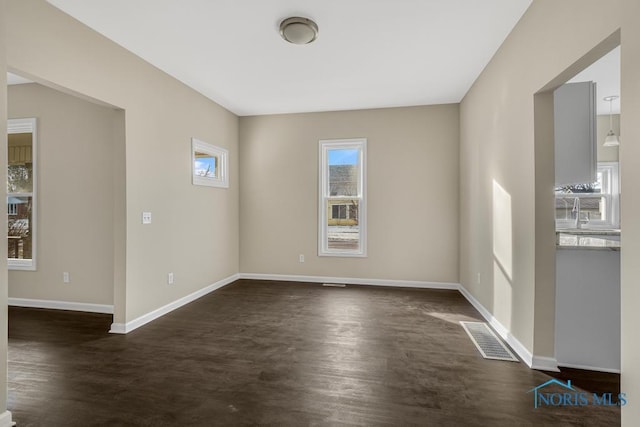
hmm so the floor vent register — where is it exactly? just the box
[460,321,519,362]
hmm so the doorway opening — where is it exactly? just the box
[6,70,125,322]
[533,30,621,374]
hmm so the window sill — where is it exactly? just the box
[8,260,36,271]
[318,252,367,258]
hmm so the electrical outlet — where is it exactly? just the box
[63,272,70,283]
[299,254,305,263]
[167,272,174,285]
[477,273,481,285]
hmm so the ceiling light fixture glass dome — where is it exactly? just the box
[279,17,319,45]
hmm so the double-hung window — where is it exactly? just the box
[7,118,37,270]
[555,162,619,229]
[319,138,367,257]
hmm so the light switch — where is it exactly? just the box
[142,211,152,224]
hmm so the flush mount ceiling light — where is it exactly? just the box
[279,17,318,45]
[603,95,620,147]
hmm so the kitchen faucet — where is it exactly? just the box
[571,197,589,229]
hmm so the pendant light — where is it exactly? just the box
[603,95,620,147]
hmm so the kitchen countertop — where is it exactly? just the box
[556,230,621,251]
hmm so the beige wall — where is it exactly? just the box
[461,0,639,421]
[461,0,619,355]
[2,0,638,423]
[596,114,620,162]
[620,0,640,423]
[7,83,117,305]
[0,0,9,420]
[5,0,240,324]
[240,105,459,283]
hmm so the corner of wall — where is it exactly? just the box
[0,0,13,421]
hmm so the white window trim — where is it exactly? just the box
[318,138,367,257]
[7,117,37,271]
[191,138,229,188]
[598,161,620,229]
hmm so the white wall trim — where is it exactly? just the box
[558,362,621,374]
[8,298,113,314]
[532,356,562,372]
[457,284,560,372]
[0,410,13,427]
[239,273,459,290]
[109,273,240,334]
[318,138,368,257]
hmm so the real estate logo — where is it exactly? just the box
[528,379,627,409]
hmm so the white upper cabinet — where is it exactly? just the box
[554,81,597,186]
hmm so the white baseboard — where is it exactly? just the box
[532,356,561,372]
[457,284,560,372]
[109,273,240,334]
[0,410,13,427]
[8,298,113,314]
[558,362,621,374]
[238,273,460,290]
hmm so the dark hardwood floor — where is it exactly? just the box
[8,280,620,426]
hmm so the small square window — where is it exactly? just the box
[192,138,228,188]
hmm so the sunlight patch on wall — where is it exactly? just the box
[492,180,513,279]
[493,260,513,330]
[492,179,514,330]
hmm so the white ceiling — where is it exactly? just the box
[45,0,532,116]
